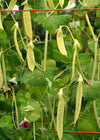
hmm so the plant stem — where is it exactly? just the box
[97,48,100,81]
[47,93,56,129]
[12,87,19,130]
[66,26,75,41]
[44,0,48,17]
[44,30,49,71]
[1,47,8,98]
[67,48,77,88]
[86,14,96,41]
[1,47,7,85]
[91,40,98,82]
[33,122,35,140]
[50,98,56,129]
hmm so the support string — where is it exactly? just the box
[0,8,100,13]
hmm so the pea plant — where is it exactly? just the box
[0,0,100,139]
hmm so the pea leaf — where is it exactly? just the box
[21,69,47,87]
[85,0,99,8]
[34,14,71,32]
[0,115,13,129]
[20,99,41,122]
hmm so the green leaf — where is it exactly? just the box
[21,69,47,87]
[1,128,19,140]
[20,99,41,122]
[5,50,22,69]
[34,14,71,32]
[44,67,58,81]
[0,115,13,129]
[0,29,8,46]
[85,0,99,8]
[76,103,99,138]
[88,39,99,54]
[83,81,100,101]
[77,53,92,69]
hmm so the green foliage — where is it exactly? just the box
[34,14,71,33]
[0,0,100,140]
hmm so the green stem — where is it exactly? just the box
[41,108,43,130]
[97,48,100,81]
[44,0,48,17]
[33,122,35,140]
[48,2,59,17]
[1,47,8,98]
[47,93,56,129]
[86,14,96,41]
[43,30,49,71]
[1,47,7,85]
[12,98,17,130]
[78,0,83,5]
[67,48,77,88]
[66,26,75,41]
[91,41,98,82]
[50,98,56,129]
[12,87,19,130]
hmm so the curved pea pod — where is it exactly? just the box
[57,88,64,140]
[56,26,67,56]
[48,0,57,15]
[59,0,64,8]
[74,74,83,125]
[0,60,3,89]
[14,22,24,62]
[8,0,17,10]
[27,40,35,72]
[68,0,74,7]
[23,1,33,40]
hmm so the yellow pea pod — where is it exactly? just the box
[0,59,3,89]
[56,26,67,56]
[71,48,77,81]
[0,12,3,30]
[59,0,64,8]
[57,88,64,140]
[27,40,35,72]
[74,74,83,125]
[14,22,24,62]
[68,0,74,7]
[8,0,17,10]
[23,1,33,40]
[48,0,57,15]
